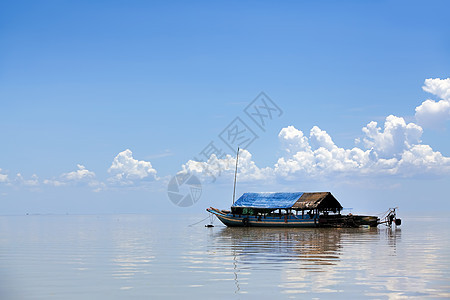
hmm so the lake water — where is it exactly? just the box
[1,213,449,299]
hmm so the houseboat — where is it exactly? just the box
[206,191,399,228]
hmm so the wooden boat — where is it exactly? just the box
[206,148,400,228]
[207,192,385,228]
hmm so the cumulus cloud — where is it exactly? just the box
[361,115,423,158]
[398,145,450,175]
[181,119,450,182]
[4,150,160,190]
[310,126,338,151]
[415,100,450,128]
[62,164,95,181]
[108,149,157,184]
[12,151,158,190]
[274,120,450,179]
[44,164,96,187]
[275,125,396,179]
[422,78,450,100]
[278,125,311,153]
[181,150,272,182]
[415,78,450,128]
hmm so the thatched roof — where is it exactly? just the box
[291,192,343,210]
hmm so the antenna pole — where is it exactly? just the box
[232,147,239,205]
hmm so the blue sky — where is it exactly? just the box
[1,0,449,214]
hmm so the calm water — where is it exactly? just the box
[0,214,449,299]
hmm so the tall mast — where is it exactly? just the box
[232,147,240,205]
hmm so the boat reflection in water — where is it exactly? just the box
[213,227,379,268]
[207,226,401,295]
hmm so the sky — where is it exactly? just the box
[1,0,449,215]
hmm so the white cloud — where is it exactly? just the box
[422,78,450,100]
[415,78,450,128]
[16,173,39,186]
[278,125,311,153]
[43,179,66,187]
[181,153,235,180]
[362,115,423,158]
[309,126,338,151]
[181,150,273,182]
[415,99,450,128]
[181,120,450,182]
[10,151,158,190]
[275,126,376,179]
[62,164,95,181]
[43,164,96,187]
[398,145,450,175]
[0,169,8,183]
[4,150,160,190]
[108,149,157,184]
[274,121,450,179]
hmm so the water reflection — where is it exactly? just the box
[213,227,381,268]
[2,215,449,299]
[385,227,402,254]
[208,227,386,295]
[108,217,155,292]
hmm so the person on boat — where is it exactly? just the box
[388,214,395,226]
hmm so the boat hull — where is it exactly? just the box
[217,213,318,228]
[208,208,319,228]
[207,208,379,228]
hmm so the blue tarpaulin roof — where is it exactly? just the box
[232,192,304,209]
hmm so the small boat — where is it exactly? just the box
[207,192,394,228]
[206,148,401,228]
